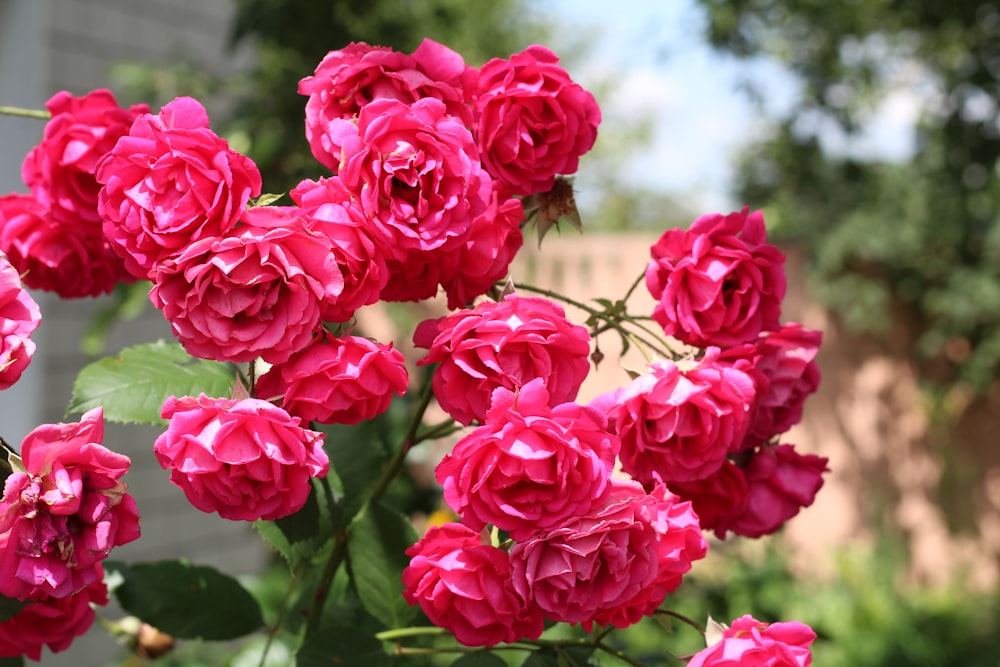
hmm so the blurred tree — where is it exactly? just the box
[693,1,1000,394]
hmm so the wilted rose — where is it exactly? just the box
[0,408,140,601]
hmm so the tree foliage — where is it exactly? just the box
[696,0,1000,392]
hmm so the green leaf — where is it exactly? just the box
[0,596,28,623]
[451,654,509,667]
[255,474,344,567]
[347,501,419,629]
[107,560,263,640]
[296,625,391,667]
[0,656,23,667]
[317,418,389,521]
[251,192,286,207]
[67,341,237,425]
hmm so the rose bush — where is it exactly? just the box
[0,36,824,666]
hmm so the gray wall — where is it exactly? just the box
[1,1,273,664]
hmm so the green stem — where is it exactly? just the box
[0,105,50,119]
[514,282,603,317]
[656,608,706,634]
[303,376,437,639]
[257,565,301,667]
[595,640,647,667]
[622,268,646,304]
[303,527,348,638]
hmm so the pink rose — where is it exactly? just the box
[669,460,749,540]
[613,349,756,485]
[474,45,601,196]
[0,408,140,600]
[402,522,544,647]
[438,186,524,309]
[435,379,618,540]
[0,568,108,660]
[149,205,343,364]
[331,97,492,262]
[725,444,829,538]
[646,207,786,347]
[255,331,408,425]
[0,90,148,298]
[23,90,149,228]
[0,252,41,390]
[687,614,816,667]
[509,480,663,626]
[414,294,591,425]
[299,39,476,171]
[749,324,823,443]
[584,482,708,631]
[290,176,389,322]
[97,96,262,278]
[155,394,328,521]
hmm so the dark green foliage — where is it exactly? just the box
[696,0,1000,392]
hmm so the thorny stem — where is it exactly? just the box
[303,375,438,639]
[0,106,50,119]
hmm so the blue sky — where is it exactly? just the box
[539,0,919,215]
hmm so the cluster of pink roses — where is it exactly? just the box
[0,408,140,660]
[0,34,824,663]
[401,208,825,649]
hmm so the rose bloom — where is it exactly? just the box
[0,569,109,661]
[687,614,816,667]
[0,252,41,390]
[749,324,823,444]
[414,294,591,425]
[290,176,388,322]
[613,349,756,485]
[402,522,544,647]
[725,444,829,538]
[669,459,749,540]
[474,45,601,196]
[299,38,475,171]
[584,481,708,631]
[646,207,786,348]
[328,97,492,263]
[510,480,671,627]
[97,96,262,279]
[154,394,329,522]
[255,331,408,425]
[149,205,343,365]
[23,90,149,228]
[438,185,524,309]
[0,90,148,298]
[436,379,618,541]
[0,407,140,601]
